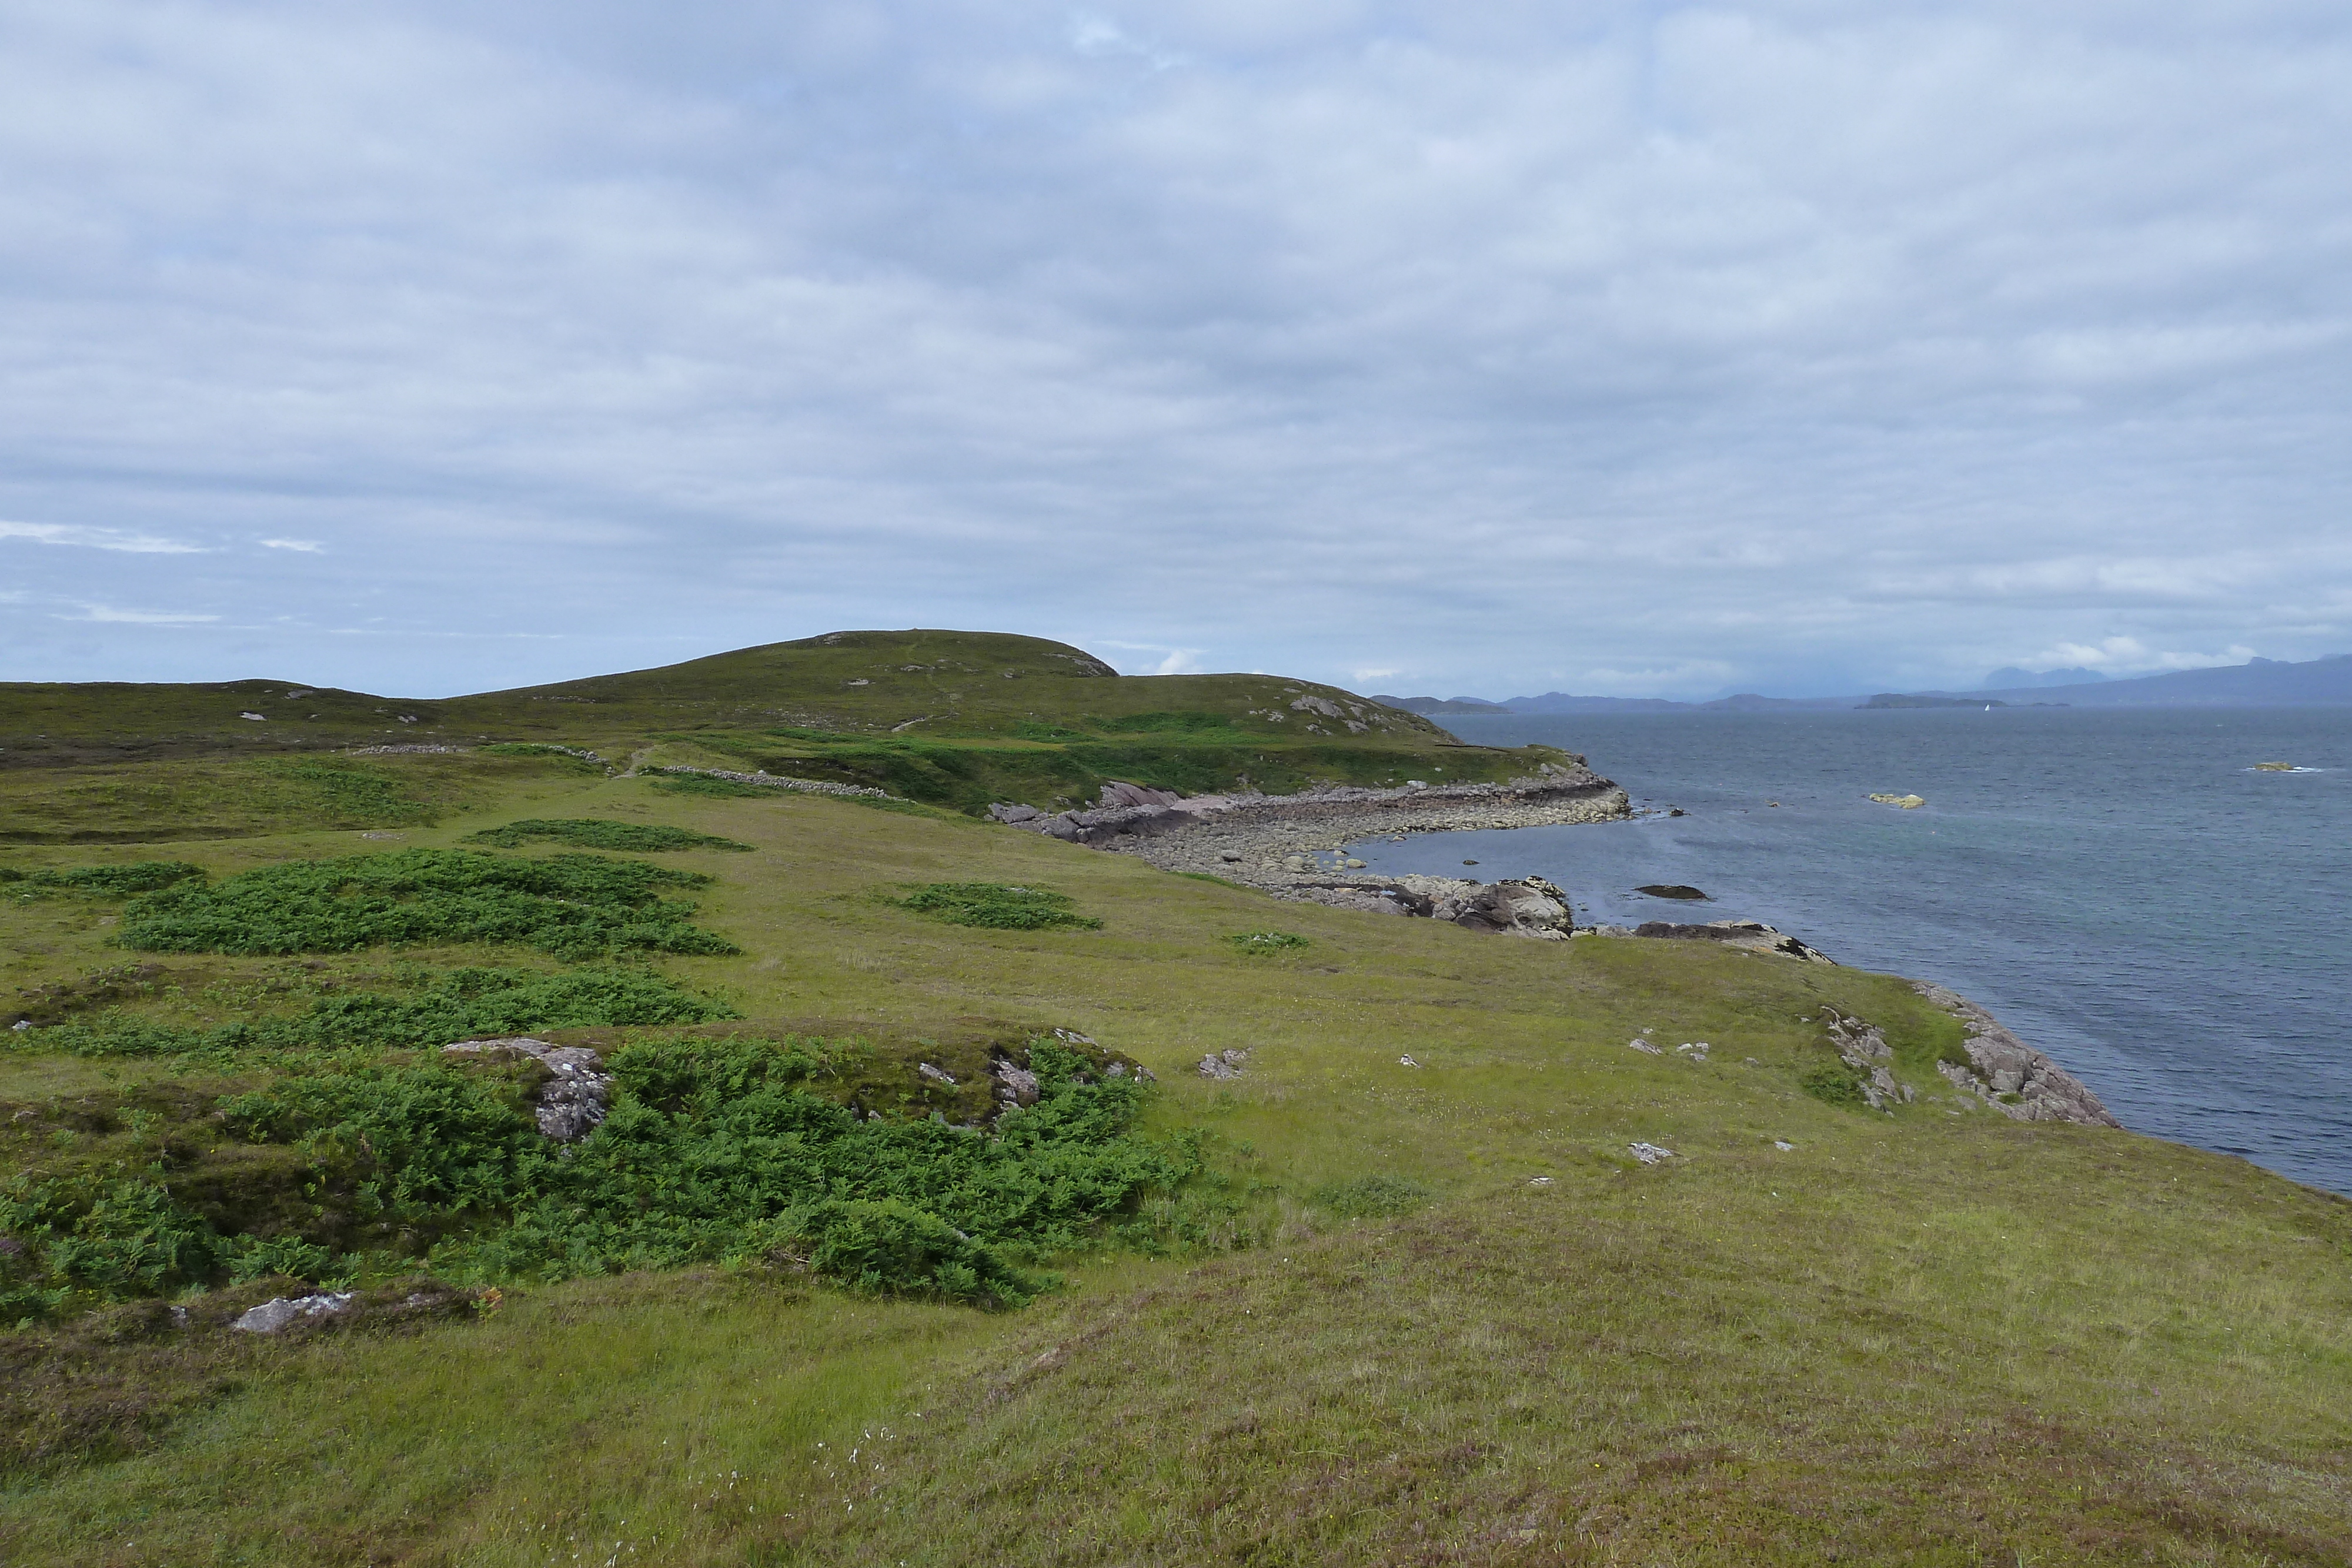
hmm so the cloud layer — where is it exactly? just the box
[3,1,2347,697]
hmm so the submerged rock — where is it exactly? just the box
[1635,884,1710,900]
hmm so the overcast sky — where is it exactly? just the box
[4,1,2347,700]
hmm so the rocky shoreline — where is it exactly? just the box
[989,764,1629,921]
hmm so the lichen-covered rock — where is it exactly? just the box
[991,1055,1041,1108]
[442,1037,613,1141]
[1197,1049,1249,1079]
[232,1292,353,1333]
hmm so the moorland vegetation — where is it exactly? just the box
[0,631,2346,1565]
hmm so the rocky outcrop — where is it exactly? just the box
[1822,1009,1912,1109]
[1197,1049,1249,1079]
[1912,984,2120,1127]
[442,1038,613,1140]
[988,771,1624,939]
[1615,919,1836,964]
[990,767,1628,863]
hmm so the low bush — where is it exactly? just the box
[461,819,751,852]
[894,883,1102,932]
[115,848,739,961]
[1800,1062,1869,1106]
[1227,931,1309,955]
[0,862,205,895]
[0,1039,1193,1316]
[18,967,737,1061]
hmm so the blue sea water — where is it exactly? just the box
[1343,707,2352,1197]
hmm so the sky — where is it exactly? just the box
[3,1,2348,701]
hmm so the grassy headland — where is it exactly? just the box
[0,633,2345,1565]
[0,630,1555,828]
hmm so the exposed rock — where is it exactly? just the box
[1635,884,1710,900]
[442,1038,613,1141]
[1628,1038,1662,1055]
[918,1061,957,1086]
[1630,920,1835,964]
[233,1292,355,1333]
[991,1055,1041,1108]
[1628,1143,1674,1165]
[1821,1009,1909,1110]
[1197,1048,1249,1080]
[1912,984,2119,1127]
[1868,793,1927,808]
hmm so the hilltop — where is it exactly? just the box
[2,630,1577,840]
[0,633,2346,1565]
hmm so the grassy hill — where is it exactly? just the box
[0,644,2346,1564]
[1,630,1566,835]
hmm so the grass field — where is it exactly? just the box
[1,660,2347,1564]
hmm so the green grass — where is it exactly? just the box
[0,676,2346,1564]
[460,818,753,852]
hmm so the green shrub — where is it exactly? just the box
[15,967,737,1062]
[38,1181,223,1295]
[796,1198,1043,1306]
[5,1039,1196,1311]
[894,883,1102,932]
[462,819,751,852]
[1,861,205,896]
[477,744,600,761]
[1227,931,1309,955]
[115,848,739,961]
[1312,1174,1434,1219]
[1800,1063,1868,1107]
[225,1235,345,1286]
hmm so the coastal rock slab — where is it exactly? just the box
[1632,919,1836,964]
[1912,984,2119,1127]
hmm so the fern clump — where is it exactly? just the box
[0,861,205,895]
[462,819,751,852]
[115,849,739,961]
[894,882,1102,931]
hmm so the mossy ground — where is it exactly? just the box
[0,754,2346,1563]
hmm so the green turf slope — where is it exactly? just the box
[1,761,2346,1566]
[1,629,1565,824]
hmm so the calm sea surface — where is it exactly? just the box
[1343,707,2352,1196]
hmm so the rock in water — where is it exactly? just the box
[1635,884,1709,900]
[1867,793,1927,808]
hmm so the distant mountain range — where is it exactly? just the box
[1378,653,2352,714]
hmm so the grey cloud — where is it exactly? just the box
[1,0,2346,697]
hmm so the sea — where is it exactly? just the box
[1342,707,2352,1198]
